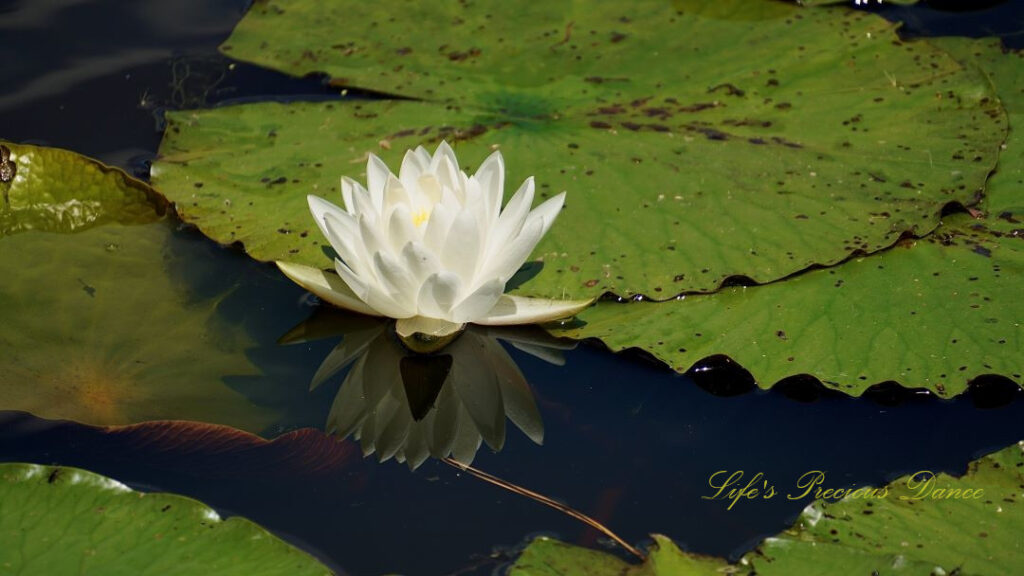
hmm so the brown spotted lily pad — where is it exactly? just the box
[550,37,1023,397]
[151,0,1005,301]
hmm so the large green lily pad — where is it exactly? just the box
[510,440,1024,575]
[0,144,275,432]
[553,213,1021,397]
[152,0,1004,300]
[0,463,331,575]
[0,141,164,237]
[552,38,1024,397]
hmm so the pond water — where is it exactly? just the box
[1,1,1023,575]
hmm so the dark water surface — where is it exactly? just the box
[1,1,1023,575]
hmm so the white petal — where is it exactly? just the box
[479,216,543,284]
[386,204,417,254]
[524,191,566,238]
[414,145,432,165]
[485,177,533,261]
[307,195,347,240]
[422,202,453,254]
[417,173,443,205]
[364,283,416,319]
[341,177,366,215]
[474,150,505,225]
[350,184,379,221]
[400,241,441,285]
[438,180,462,211]
[441,208,481,284]
[357,213,388,261]
[275,261,379,317]
[463,177,490,242]
[372,251,418,311]
[399,148,427,185]
[366,154,391,209]
[450,279,504,324]
[430,141,461,194]
[323,212,370,277]
[475,294,594,326]
[383,174,411,211]
[417,271,462,318]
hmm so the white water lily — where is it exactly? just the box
[277,141,591,345]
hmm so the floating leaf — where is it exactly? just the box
[152,0,1004,299]
[0,143,277,431]
[0,141,164,237]
[796,0,919,6]
[553,38,1024,397]
[510,441,1024,575]
[0,220,282,430]
[554,213,1021,397]
[933,37,1024,227]
[0,463,332,575]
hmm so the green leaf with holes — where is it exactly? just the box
[0,463,332,575]
[152,0,1004,300]
[0,144,276,432]
[510,441,1024,575]
[549,38,1023,397]
[0,141,165,237]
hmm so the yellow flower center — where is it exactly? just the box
[412,208,432,227]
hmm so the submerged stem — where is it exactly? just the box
[441,457,645,560]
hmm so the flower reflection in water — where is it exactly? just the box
[280,310,574,468]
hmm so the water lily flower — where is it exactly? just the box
[277,141,592,349]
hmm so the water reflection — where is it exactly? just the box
[280,310,575,468]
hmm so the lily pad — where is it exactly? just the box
[0,220,283,430]
[0,143,275,431]
[554,213,1021,397]
[797,0,919,6]
[152,0,1004,300]
[552,38,1024,397]
[0,463,331,575]
[0,141,164,237]
[510,441,1024,575]
[933,38,1024,226]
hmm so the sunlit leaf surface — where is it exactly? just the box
[152,0,1004,300]
[0,463,332,575]
[553,38,1023,396]
[511,441,1024,575]
[0,143,276,431]
[0,141,164,237]
[555,213,1021,397]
